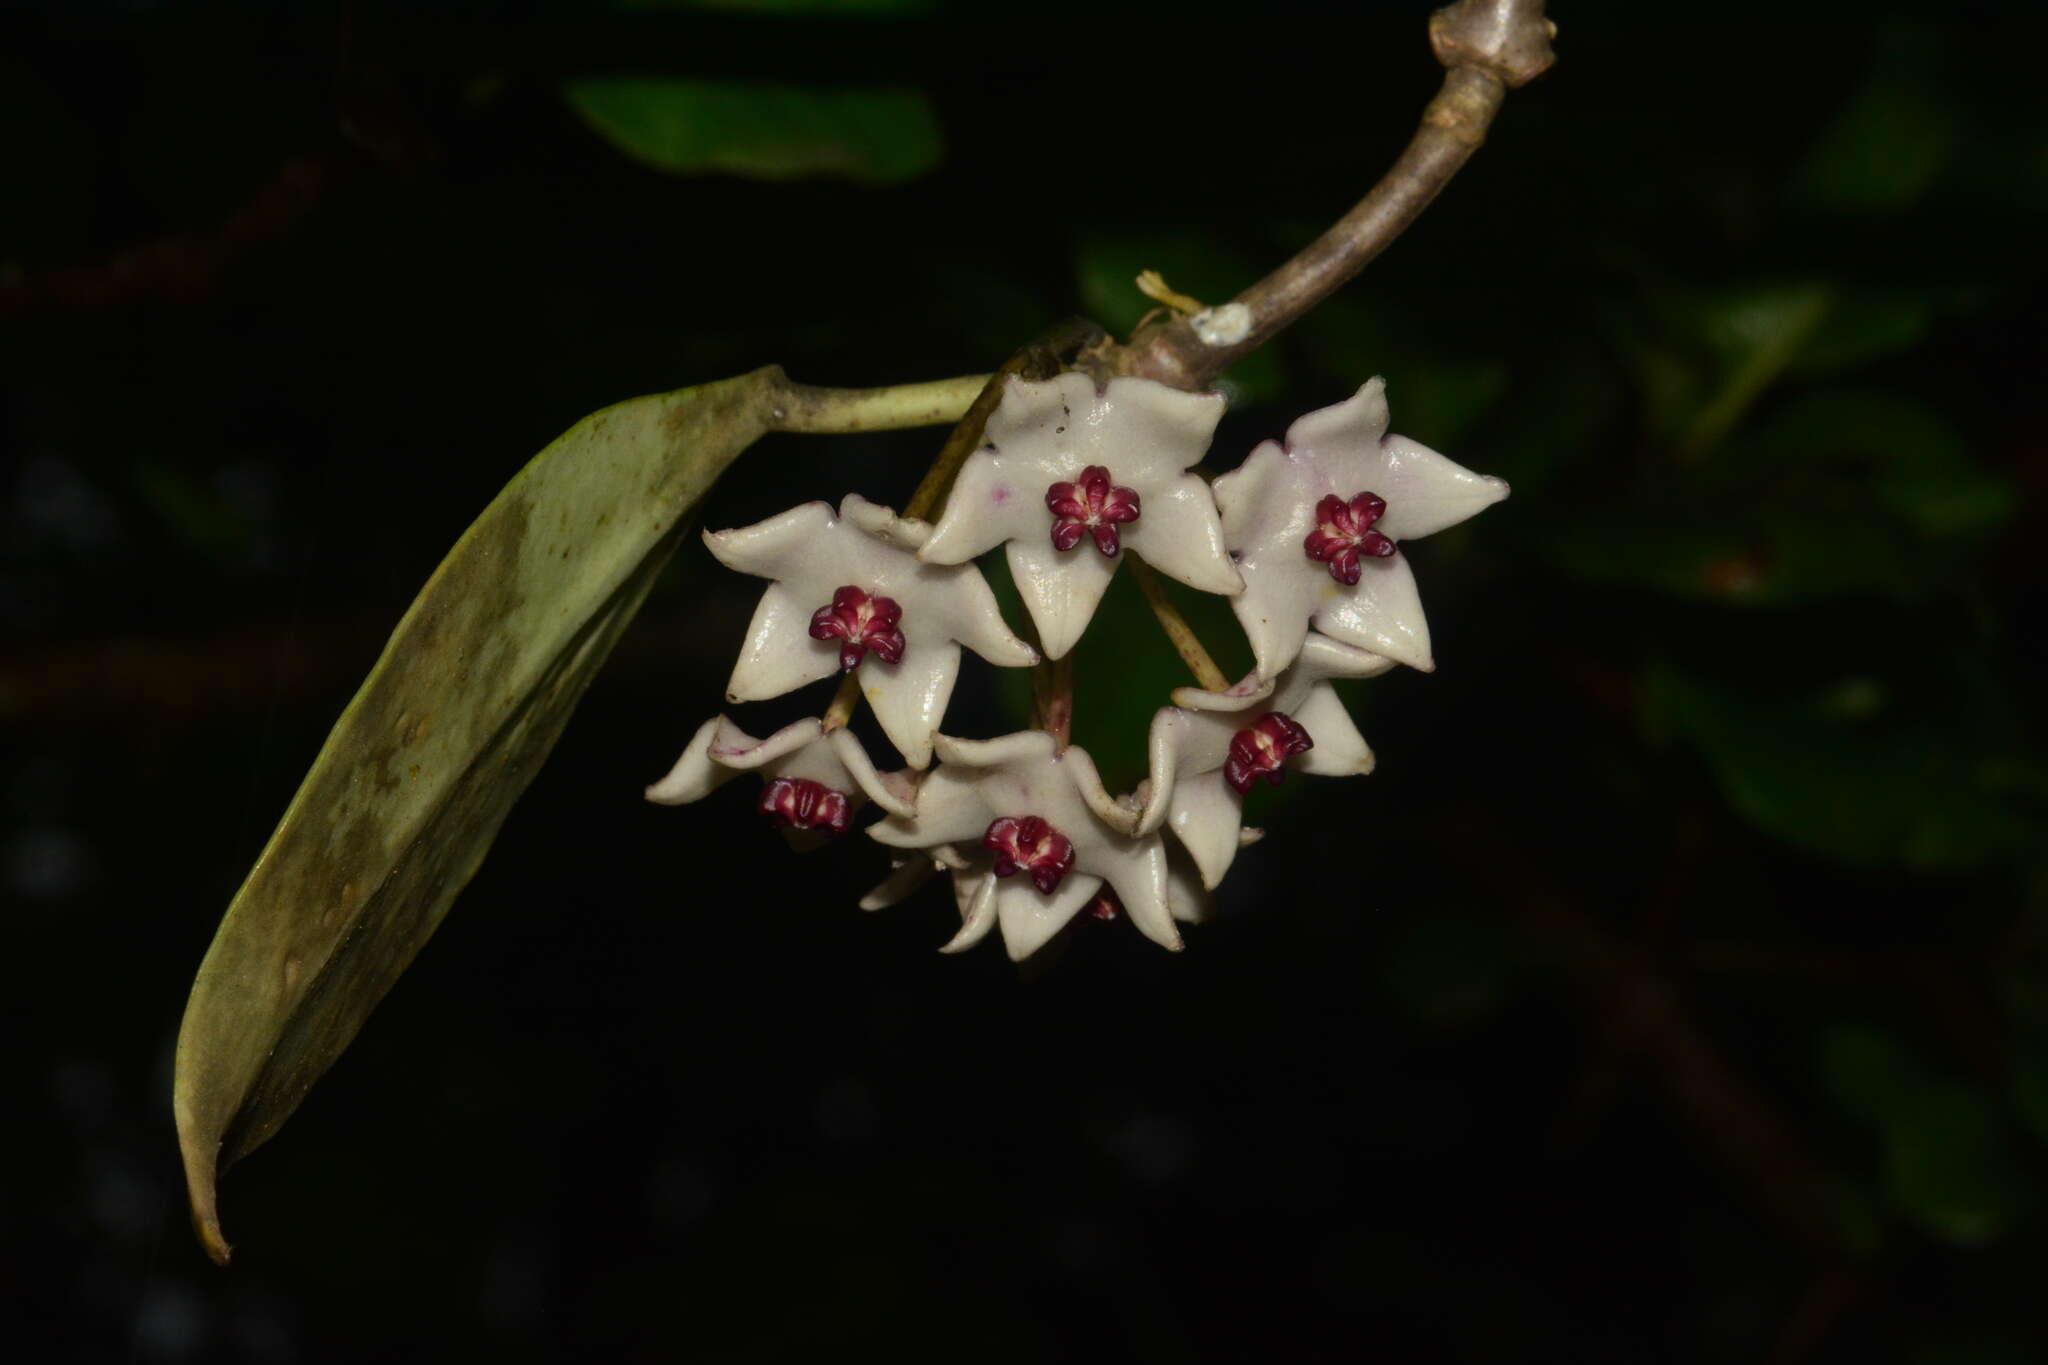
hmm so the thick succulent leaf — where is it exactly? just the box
[173,368,788,1265]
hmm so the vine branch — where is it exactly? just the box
[1104,0,1555,391]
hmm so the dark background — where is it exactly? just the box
[5,0,2045,1360]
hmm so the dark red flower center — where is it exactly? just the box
[1302,491,1396,585]
[758,776,853,835]
[1046,465,1141,557]
[808,585,905,671]
[982,814,1077,895]
[1223,711,1314,796]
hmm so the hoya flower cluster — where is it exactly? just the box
[647,372,1507,960]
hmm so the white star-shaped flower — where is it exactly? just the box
[706,494,1038,768]
[868,730,1187,960]
[645,714,916,848]
[916,373,1244,660]
[1212,378,1508,676]
[1127,633,1393,889]
[860,838,1214,958]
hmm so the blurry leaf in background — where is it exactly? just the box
[1788,23,1959,217]
[1645,663,2035,873]
[1822,1026,2035,1246]
[562,77,943,184]
[0,59,96,263]
[1542,385,2011,607]
[1377,912,1521,1030]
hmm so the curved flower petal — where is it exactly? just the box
[994,871,1105,961]
[940,869,1000,953]
[1371,434,1510,540]
[824,727,919,818]
[643,716,738,806]
[1308,552,1433,672]
[912,441,1045,566]
[1006,534,1118,662]
[1166,844,1213,925]
[1229,554,1318,680]
[1124,474,1244,595]
[1290,684,1376,777]
[860,854,936,911]
[860,639,958,770]
[645,715,883,847]
[703,500,836,578]
[1168,770,1242,891]
[870,761,990,849]
[726,582,843,702]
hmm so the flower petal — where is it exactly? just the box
[940,870,1000,953]
[1007,534,1117,661]
[706,715,825,770]
[825,727,918,818]
[1309,551,1433,672]
[932,729,1057,769]
[1095,376,1226,471]
[1125,473,1243,595]
[859,639,958,769]
[1363,435,1509,542]
[1129,708,1194,836]
[1228,554,1316,679]
[1290,682,1376,777]
[915,434,1047,566]
[1060,744,1141,833]
[994,872,1103,961]
[860,855,936,911]
[838,493,932,553]
[703,500,836,579]
[726,582,841,702]
[1166,845,1213,925]
[869,761,992,849]
[1090,835,1180,951]
[1282,376,1389,455]
[1168,768,1245,890]
[643,716,741,805]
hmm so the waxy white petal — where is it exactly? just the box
[859,639,958,770]
[860,855,936,910]
[645,715,897,848]
[995,873,1106,961]
[1007,534,1119,662]
[1169,770,1243,890]
[725,582,842,702]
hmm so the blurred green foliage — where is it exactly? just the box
[562,78,942,183]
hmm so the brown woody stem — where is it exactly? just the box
[1106,0,1554,392]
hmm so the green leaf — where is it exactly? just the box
[1788,23,1959,216]
[1647,663,2032,872]
[562,77,942,183]
[173,369,790,1265]
[1821,1025,2035,1247]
